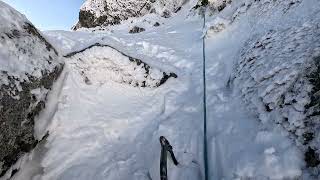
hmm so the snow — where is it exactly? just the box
[3,0,320,179]
[35,16,205,180]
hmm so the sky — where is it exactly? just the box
[2,0,85,30]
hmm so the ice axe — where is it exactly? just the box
[159,136,179,180]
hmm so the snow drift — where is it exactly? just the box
[0,1,64,177]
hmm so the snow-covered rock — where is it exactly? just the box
[73,0,191,30]
[65,43,177,88]
[233,7,320,171]
[0,1,64,177]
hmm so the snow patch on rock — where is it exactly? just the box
[65,44,177,88]
[234,22,320,169]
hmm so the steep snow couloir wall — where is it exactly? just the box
[0,1,64,177]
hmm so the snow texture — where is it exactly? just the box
[205,0,320,177]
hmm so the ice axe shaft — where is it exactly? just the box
[159,136,179,180]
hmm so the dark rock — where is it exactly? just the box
[0,2,64,176]
[129,26,145,34]
[174,7,182,13]
[305,147,320,167]
[161,10,171,18]
[154,22,160,27]
[201,0,209,6]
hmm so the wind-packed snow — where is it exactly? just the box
[4,0,320,179]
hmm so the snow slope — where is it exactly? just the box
[34,17,206,180]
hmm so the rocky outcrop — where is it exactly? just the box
[0,2,64,176]
[65,43,177,88]
[233,24,320,169]
[129,26,146,33]
[73,0,189,30]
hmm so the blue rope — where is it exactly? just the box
[202,10,209,180]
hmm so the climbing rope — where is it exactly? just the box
[202,7,209,180]
[158,6,208,180]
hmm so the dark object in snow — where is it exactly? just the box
[159,136,179,180]
[201,0,209,6]
[161,10,171,18]
[154,22,160,27]
[305,147,320,167]
[129,26,145,34]
[174,7,182,13]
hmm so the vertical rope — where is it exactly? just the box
[202,8,209,180]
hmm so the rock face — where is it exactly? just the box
[0,2,64,176]
[233,24,320,168]
[73,0,189,30]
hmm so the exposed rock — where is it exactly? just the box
[0,2,64,176]
[73,0,190,30]
[233,24,320,169]
[129,26,146,34]
[305,147,320,168]
[65,43,177,88]
[161,10,171,18]
[154,22,160,27]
